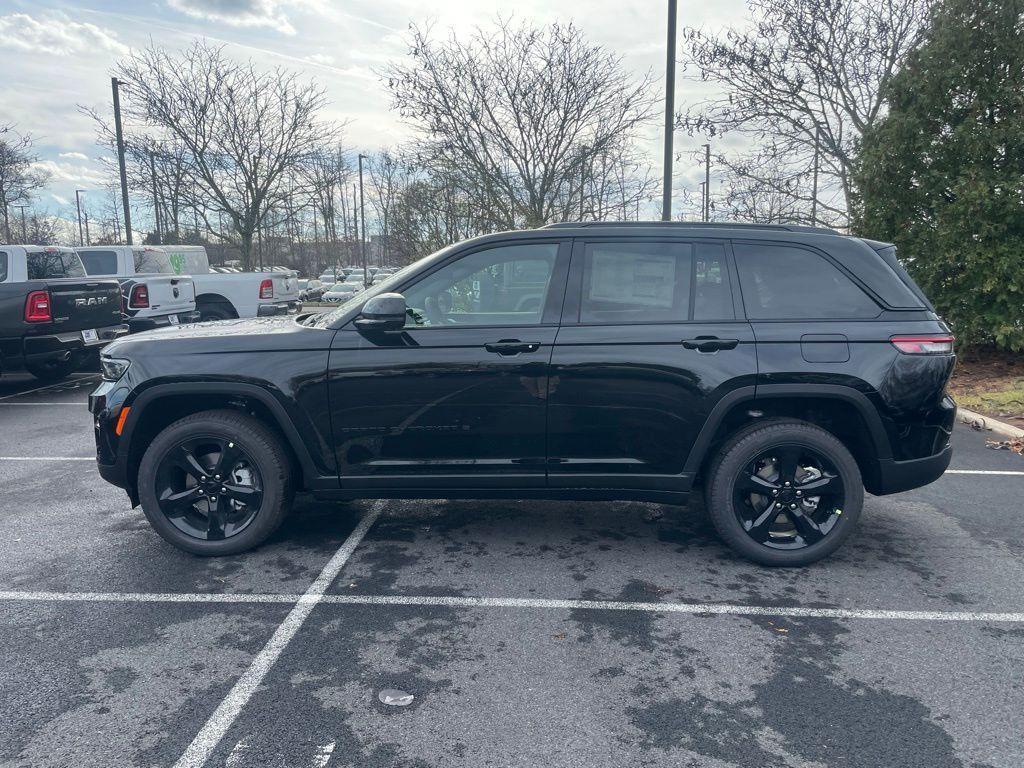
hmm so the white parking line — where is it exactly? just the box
[0,457,93,462]
[946,469,1024,476]
[171,500,385,768]
[0,374,100,401]
[0,402,87,406]
[3,588,1023,624]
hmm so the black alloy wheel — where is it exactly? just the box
[138,409,293,556]
[154,436,264,541]
[733,445,845,549]
[705,420,863,566]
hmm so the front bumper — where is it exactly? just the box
[127,310,201,333]
[257,301,300,317]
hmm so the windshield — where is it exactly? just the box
[308,244,458,328]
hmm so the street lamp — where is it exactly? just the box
[111,77,133,245]
[357,153,368,286]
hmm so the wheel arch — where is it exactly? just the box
[120,382,327,500]
[685,384,891,492]
[195,293,238,316]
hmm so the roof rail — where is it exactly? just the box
[540,221,839,235]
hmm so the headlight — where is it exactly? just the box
[100,357,131,382]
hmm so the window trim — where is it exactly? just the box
[731,238,883,322]
[353,238,572,332]
[562,236,739,327]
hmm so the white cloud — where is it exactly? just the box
[0,12,127,57]
[305,52,335,66]
[166,0,299,35]
[31,160,107,188]
[51,194,69,207]
[59,151,90,161]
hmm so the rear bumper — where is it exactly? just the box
[257,301,300,317]
[871,443,953,495]
[22,323,128,365]
[127,311,201,333]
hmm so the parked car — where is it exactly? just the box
[89,222,955,564]
[321,282,360,303]
[77,246,200,332]
[1,245,126,380]
[159,246,300,320]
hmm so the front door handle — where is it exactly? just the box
[682,336,739,353]
[485,339,541,356]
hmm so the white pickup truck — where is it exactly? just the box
[159,246,300,321]
[77,246,200,332]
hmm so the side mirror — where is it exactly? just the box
[354,292,406,332]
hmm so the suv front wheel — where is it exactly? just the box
[138,409,293,555]
[705,420,864,566]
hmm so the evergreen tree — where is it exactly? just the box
[855,0,1024,348]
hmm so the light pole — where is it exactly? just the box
[357,154,368,286]
[703,143,711,222]
[149,150,161,245]
[75,190,86,246]
[662,0,678,221]
[112,78,132,245]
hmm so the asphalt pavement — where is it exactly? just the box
[1,369,1023,768]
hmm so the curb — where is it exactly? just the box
[957,406,1024,440]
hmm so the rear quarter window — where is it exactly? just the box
[734,243,880,320]
[26,251,86,280]
[0,251,7,282]
[133,249,176,274]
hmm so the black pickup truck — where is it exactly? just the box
[1,245,127,381]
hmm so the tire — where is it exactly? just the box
[704,419,863,566]
[137,409,293,556]
[198,302,236,322]
[25,354,79,382]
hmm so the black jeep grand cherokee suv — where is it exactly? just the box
[89,222,955,566]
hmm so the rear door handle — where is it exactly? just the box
[682,336,739,353]
[485,339,541,356]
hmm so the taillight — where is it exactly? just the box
[24,291,52,323]
[259,279,274,299]
[890,334,955,354]
[129,284,149,309]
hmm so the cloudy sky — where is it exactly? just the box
[0,0,751,226]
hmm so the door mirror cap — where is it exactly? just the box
[354,292,406,332]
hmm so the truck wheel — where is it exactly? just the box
[137,409,294,556]
[25,355,79,382]
[704,420,863,566]
[199,303,235,322]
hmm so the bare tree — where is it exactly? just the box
[679,0,932,223]
[106,41,336,268]
[385,19,657,229]
[0,126,49,244]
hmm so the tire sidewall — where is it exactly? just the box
[138,412,290,556]
[707,423,864,566]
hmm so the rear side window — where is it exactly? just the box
[579,240,734,323]
[26,251,86,279]
[0,251,7,282]
[133,249,175,274]
[734,243,879,320]
[79,250,118,275]
[581,241,691,323]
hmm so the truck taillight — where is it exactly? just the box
[24,291,52,323]
[129,284,149,309]
[890,334,955,354]
[259,279,274,299]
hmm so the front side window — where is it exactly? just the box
[79,250,118,275]
[735,243,879,320]
[26,250,86,279]
[404,243,559,327]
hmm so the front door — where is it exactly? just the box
[328,239,570,490]
[547,237,757,493]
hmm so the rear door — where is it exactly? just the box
[547,237,757,493]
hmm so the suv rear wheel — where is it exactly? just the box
[138,409,293,555]
[705,420,863,566]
